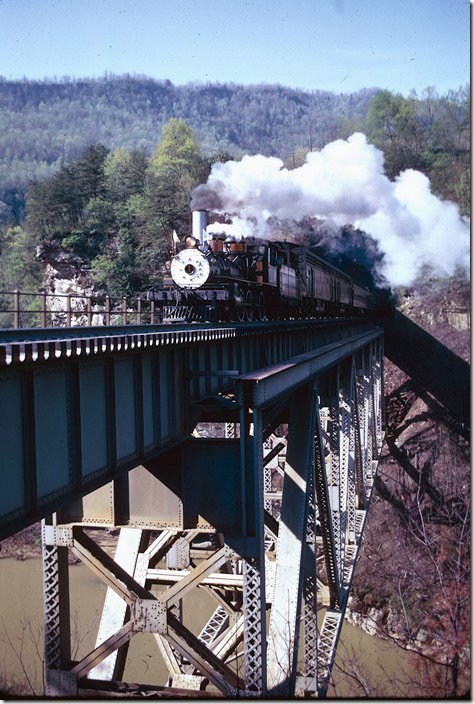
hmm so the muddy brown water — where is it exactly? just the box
[0,557,407,697]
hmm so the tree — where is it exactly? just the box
[148,118,204,181]
[138,119,209,286]
[365,90,423,177]
[91,195,147,296]
[0,226,43,290]
[75,144,109,201]
[27,144,109,250]
[283,147,312,170]
[104,147,147,202]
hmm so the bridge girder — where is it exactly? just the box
[0,319,381,539]
[37,329,384,698]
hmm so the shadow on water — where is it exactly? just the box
[383,311,470,438]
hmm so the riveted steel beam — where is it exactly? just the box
[236,327,382,408]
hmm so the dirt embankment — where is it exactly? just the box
[0,523,42,561]
[350,274,470,696]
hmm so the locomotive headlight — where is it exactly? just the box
[185,235,198,248]
[171,249,210,289]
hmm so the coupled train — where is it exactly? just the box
[147,211,383,322]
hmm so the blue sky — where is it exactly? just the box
[0,0,469,95]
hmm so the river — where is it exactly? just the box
[0,557,407,697]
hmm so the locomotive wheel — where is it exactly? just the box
[235,288,246,322]
[257,291,266,321]
[245,290,254,321]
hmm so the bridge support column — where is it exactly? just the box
[267,383,317,696]
[41,516,74,697]
[303,455,318,695]
[240,396,267,695]
[315,341,384,697]
[89,527,144,681]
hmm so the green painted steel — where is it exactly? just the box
[0,318,383,540]
[114,357,137,461]
[80,364,108,478]
[142,353,154,449]
[182,439,241,532]
[158,351,170,440]
[210,346,218,394]
[34,369,71,499]
[0,378,25,515]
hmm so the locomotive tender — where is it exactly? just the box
[147,211,379,322]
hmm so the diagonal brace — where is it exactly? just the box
[71,527,154,605]
[159,545,232,607]
[166,613,242,694]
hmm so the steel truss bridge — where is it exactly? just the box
[0,317,384,698]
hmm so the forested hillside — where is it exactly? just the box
[0,75,378,223]
[0,75,469,226]
[0,76,469,299]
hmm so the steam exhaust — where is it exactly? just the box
[190,134,470,287]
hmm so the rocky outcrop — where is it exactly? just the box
[42,261,105,326]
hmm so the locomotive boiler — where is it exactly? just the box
[147,211,380,322]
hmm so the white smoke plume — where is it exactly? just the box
[191,133,470,287]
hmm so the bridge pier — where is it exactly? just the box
[38,332,383,698]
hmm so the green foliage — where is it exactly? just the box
[0,76,469,227]
[366,90,424,176]
[284,147,312,169]
[138,119,210,287]
[146,119,208,233]
[91,194,149,295]
[0,76,380,224]
[453,169,470,218]
[25,120,207,297]
[0,225,44,326]
[0,225,43,290]
[366,87,470,210]
[27,144,110,246]
[149,119,203,178]
[91,230,142,298]
[104,147,147,201]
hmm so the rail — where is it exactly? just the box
[0,289,158,328]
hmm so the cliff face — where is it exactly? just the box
[394,274,469,360]
[41,257,105,325]
[351,274,470,697]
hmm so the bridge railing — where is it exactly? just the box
[0,289,159,328]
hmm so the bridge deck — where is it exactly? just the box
[0,318,382,539]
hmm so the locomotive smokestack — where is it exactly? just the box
[192,211,207,246]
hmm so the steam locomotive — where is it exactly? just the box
[147,211,382,322]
